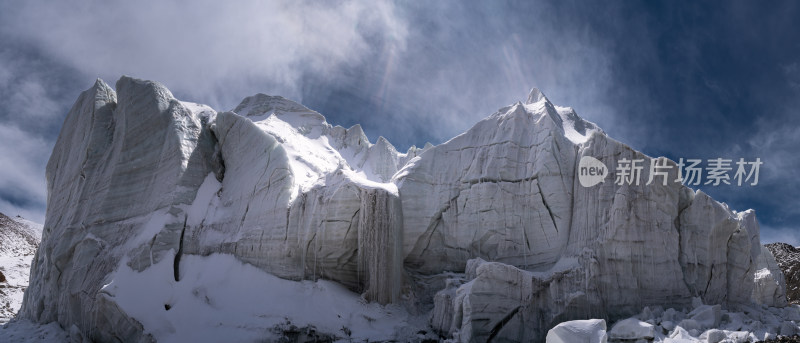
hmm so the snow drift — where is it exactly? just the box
[20,76,786,342]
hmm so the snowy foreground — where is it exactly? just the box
[100,253,432,342]
[6,252,798,342]
[0,320,69,343]
[2,253,434,342]
[0,214,69,342]
[0,254,34,322]
[4,275,800,342]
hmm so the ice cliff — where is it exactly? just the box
[20,77,786,342]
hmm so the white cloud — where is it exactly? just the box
[0,125,49,222]
[9,77,62,120]
[0,199,46,224]
[0,1,629,148]
[1,0,408,108]
[0,45,72,222]
[0,49,64,123]
[341,1,630,149]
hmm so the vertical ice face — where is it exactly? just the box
[41,79,116,237]
[677,192,758,306]
[357,188,403,304]
[22,78,775,341]
[566,134,694,315]
[752,245,788,307]
[22,76,218,342]
[397,96,579,274]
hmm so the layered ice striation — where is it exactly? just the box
[20,77,786,342]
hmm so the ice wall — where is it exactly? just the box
[21,78,781,342]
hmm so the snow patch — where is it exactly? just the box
[101,253,425,343]
[185,173,223,227]
[554,105,601,144]
[179,101,215,118]
[0,319,69,343]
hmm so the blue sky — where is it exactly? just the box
[1,1,798,244]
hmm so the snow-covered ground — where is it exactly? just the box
[101,253,433,342]
[0,319,69,343]
[2,250,435,343]
[0,214,41,324]
[0,254,35,323]
[0,214,69,342]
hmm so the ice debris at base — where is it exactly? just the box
[17,76,795,341]
[546,319,608,343]
[607,318,656,340]
[548,297,800,342]
[434,257,793,342]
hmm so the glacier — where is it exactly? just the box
[18,76,790,342]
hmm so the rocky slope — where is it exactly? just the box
[767,243,800,304]
[18,76,787,342]
[0,213,41,324]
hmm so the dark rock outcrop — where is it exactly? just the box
[766,243,800,304]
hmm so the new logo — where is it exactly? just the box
[578,156,608,187]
